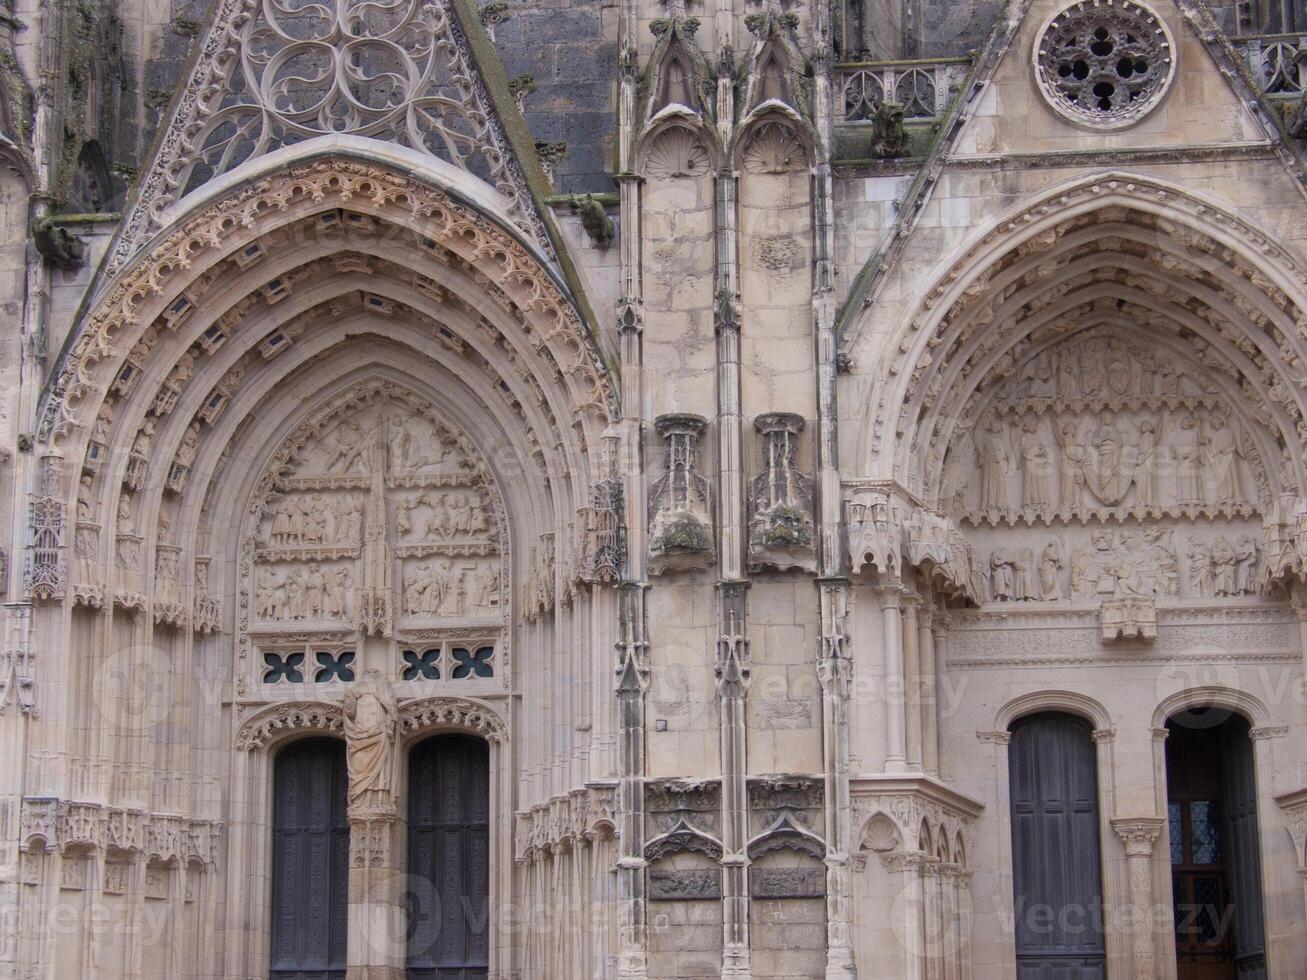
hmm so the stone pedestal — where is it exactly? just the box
[347,809,404,980]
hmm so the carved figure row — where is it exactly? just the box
[968,408,1246,518]
[983,528,1262,602]
[404,561,501,617]
[263,494,363,548]
[317,416,457,477]
[1001,337,1205,402]
[395,490,490,540]
[256,564,353,620]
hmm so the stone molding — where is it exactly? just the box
[19,797,221,866]
[398,694,508,743]
[235,699,345,750]
[514,783,618,861]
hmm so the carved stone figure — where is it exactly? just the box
[1039,539,1063,600]
[870,101,908,158]
[1210,536,1238,596]
[256,567,282,619]
[1085,411,1132,505]
[989,548,1037,601]
[77,475,95,522]
[342,669,397,815]
[1013,416,1052,512]
[1204,413,1241,506]
[974,416,1009,512]
[326,418,369,473]
[471,563,501,609]
[1189,538,1214,597]
[1132,418,1161,509]
[1072,528,1118,598]
[1054,417,1089,511]
[1173,414,1205,507]
[325,565,350,617]
[117,493,134,534]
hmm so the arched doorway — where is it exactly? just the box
[1008,712,1106,978]
[1166,709,1267,980]
[270,738,349,979]
[406,734,490,979]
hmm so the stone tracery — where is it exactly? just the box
[111,0,552,267]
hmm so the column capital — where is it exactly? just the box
[1111,816,1165,856]
[875,579,904,606]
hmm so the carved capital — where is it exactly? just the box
[1111,816,1165,857]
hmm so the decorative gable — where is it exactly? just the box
[109,0,550,270]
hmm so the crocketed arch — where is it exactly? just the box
[36,146,617,610]
[853,173,1307,508]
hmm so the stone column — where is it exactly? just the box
[918,604,939,776]
[818,579,856,979]
[878,582,907,772]
[1111,817,1164,980]
[347,811,403,980]
[615,583,650,979]
[716,581,751,977]
[882,850,926,980]
[902,592,922,771]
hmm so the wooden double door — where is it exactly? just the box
[269,735,490,980]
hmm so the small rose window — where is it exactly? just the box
[1035,0,1175,129]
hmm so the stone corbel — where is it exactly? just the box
[1275,788,1307,876]
[845,483,903,577]
[1099,596,1158,642]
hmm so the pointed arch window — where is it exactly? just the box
[1008,712,1106,977]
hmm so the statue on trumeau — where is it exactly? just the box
[343,669,398,815]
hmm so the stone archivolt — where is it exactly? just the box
[41,157,613,454]
[37,158,613,652]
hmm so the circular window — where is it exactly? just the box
[1034,0,1175,129]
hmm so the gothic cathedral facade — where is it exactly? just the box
[3,0,1307,976]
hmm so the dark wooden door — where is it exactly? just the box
[1220,719,1266,980]
[407,735,490,980]
[1009,713,1107,979]
[1168,716,1266,980]
[270,738,349,980]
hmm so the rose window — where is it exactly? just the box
[1035,0,1175,129]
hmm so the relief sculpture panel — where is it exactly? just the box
[239,382,508,691]
[939,330,1277,641]
[946,331,1264,525]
